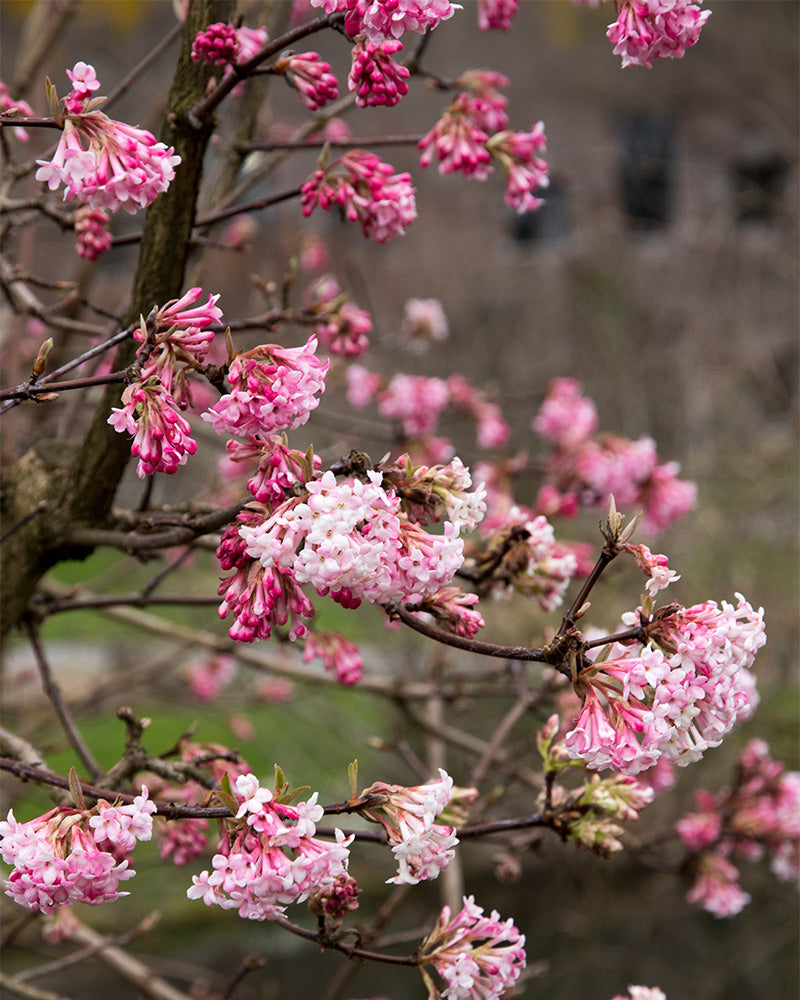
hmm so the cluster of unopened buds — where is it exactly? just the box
[538,714,656,856]
[108,287,222,476]
[0,788,156,913]
[419,75,550,214]
[605,0,711,69]
[676,738,800,917]
[301,149,417,243]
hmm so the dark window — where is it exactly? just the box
[618,112,674,226]
[733,156,790,224]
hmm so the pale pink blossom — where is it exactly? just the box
[677,739,800,913]
[612,988,667,1000]
[36,64,180,215]
[304,274,373,358]
[401,298,449,351]
[203,336,328,439]
[303,631,363,684]
[566,594,766,774]
[533,378,697,533]
[378,374,449,436]
[478,508,578,611]
[348,39,410,107]
[0,788,154,914]
[532,377,598,449]
[686,849,750,917]
[405,586,485,638]
[346,363,384,408]
[239,469,468,607]
[187,775,354,921]
[185,653,237,700]
[419,895,526,1000]
[217,512,316,643]
[361,769,457,884]
[625,543,680,597]
[225,435,320,504]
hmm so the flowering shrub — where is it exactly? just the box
[0,3,794,999]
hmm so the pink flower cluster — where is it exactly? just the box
[203,336,328,439]
[74,206,112,260]
[0,789,156,914]
[458,69,510,132]
[310,0,458,43]
[135,286,222,408]
[478,0,519,32]
[191,21,240,65]
[108,288,223,476]
[348,39,410,107]
[303,630,363,684]
[564,594,766,775]
[378,373,450,436]
[607,0,711,69]
[533,378,697,533]
[304,274,373,358]
[185,652,237,700]
[625,543,681,598]
[36,64,180,215]
[419,895,526,1000]
[224,434,321,504]
[487,122,549,213]
[676,739,800,917]
[0,80,35,141]
[217,510,315,643]
[108,380,197,478]
[191,22,268,72]
[361,769,458,884]
[419,93,493,179]
[536,723,655,855]
[187,773,355,921]
[419,90,549,212]
[275,52,339,110]
[474,508,578,612]
[406,586,486,639]
[347,365,509,455]
[148,741,251,868]
[301,149,417,242]
[612,988,666,1000]
[400,297,449,351]
[238,469,467,607]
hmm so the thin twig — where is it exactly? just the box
[104,23,183,111]
[270,914,419,966]
[24,619,103,781]
[385,600,551,665]
[0,973,71,1000]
